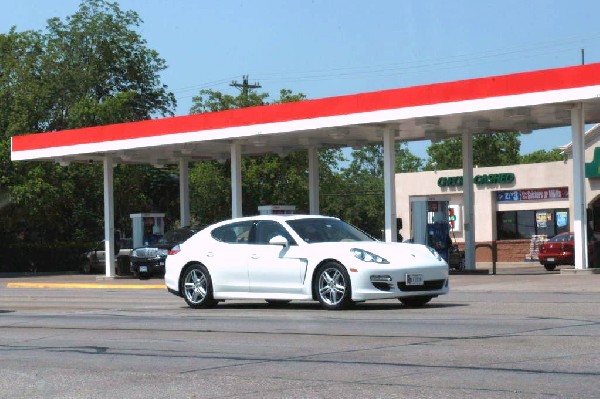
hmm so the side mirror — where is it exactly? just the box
[269,235,289,247]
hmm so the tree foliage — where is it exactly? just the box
[425,132,521,170]
[188,87,348,225]
[0,0,177,245]
[187,84,425,237]
[43,0,176,129]
[520,148,564,164]
[319,142,421,237]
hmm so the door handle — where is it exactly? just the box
[206,252,214,257]
[250,254,259,259]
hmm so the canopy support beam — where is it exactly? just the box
[103,156,116,277]
[383,128,397,242]
[231,142,243,218]
[308,146,320,215]
[179,158,190,227]
[572,103,588,269]
[462,131,476,271]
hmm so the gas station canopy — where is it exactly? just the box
[11,63,600,165]
[10,62,600,275]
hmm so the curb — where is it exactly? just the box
[6,282,166,290]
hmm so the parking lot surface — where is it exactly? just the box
[1,263,600,398]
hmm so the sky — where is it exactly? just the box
[3,0,600,160]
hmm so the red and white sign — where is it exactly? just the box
[520,187,569,201]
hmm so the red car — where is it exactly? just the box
[538,232,594,271]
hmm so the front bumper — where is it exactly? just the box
[130,258,166,276]
[350,263,449,301]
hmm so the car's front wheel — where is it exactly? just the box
[182,264,218,309]
[315,262,353,310]
[81,260,92,274]
[399,296,433,307]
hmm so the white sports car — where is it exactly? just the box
[165,215,449,310]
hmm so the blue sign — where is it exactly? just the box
[496,191,521,202]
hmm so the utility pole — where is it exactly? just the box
[230,75,261,106]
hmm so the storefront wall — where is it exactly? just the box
[396,160,575,262]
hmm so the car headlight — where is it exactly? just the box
[351,248,389,264]
[157,249,169,257]
[427,246,443,262]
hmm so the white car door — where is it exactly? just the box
[247,221,307,295]
[205,222,253,294]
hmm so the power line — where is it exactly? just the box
[229,75,262,106]
[230,75,261,96]
[172,32,600,106]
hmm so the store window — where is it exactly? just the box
[496,209,569,240]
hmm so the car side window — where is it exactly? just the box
[211,222,253,244]
[254,221,296,245]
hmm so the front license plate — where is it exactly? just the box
[406,273,424,286]
[139,266,148,273]
[547,258,555,262]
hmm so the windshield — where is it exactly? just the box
[159,228,195,244]
[549,234,574,243]
[286,218,374,243]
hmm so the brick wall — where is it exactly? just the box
[455,240,533,262]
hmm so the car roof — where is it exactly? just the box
[214,214,337,225]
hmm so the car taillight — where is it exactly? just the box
[168,244,181,255]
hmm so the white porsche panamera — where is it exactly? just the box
[164,215,449,310]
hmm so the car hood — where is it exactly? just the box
[306,241,445,265]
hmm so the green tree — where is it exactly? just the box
[43,0,176,129]
[396,142,424,172]
[0,0,177,245]
[520,148,564,164]
[188,87,343,224]
[425,132,521,170]
[345,143,423,176]
[319,142,421,238]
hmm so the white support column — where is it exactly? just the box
[383,128,397,242]
[462,131,476,271]
[230,141,243,218]
[572,103,588,269]
[103,156,116,277]
[179,158,191,227]
[308,146,320,215]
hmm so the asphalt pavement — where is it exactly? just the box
[2,262,600,292]
[3,262,600,398]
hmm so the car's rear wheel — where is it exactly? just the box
[543,263,557,271]
[182,264,218,309]
[399,296,433,307]
[315,262,353,310]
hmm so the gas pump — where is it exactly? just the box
[258,205,296,215]
[410,197,452,263]
[130,213,165,248]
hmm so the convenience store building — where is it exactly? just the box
[396,123,600,262]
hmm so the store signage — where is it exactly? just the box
[448,204,461,232]
[585,147,600,178]
[496,187,568,202]
[437,173,515,187]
